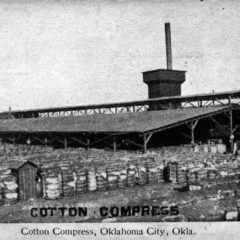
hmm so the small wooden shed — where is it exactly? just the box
[13,161,41,200]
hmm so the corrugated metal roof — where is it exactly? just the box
[0,106,230,134]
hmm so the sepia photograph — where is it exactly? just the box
[0,0,239,239]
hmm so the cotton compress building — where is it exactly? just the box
[0,23,239,153]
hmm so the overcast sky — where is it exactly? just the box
[0,0,239,111]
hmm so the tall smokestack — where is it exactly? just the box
[165,23,172,70]
[143,23,186,107]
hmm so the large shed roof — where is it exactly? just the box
[0,106,231,134]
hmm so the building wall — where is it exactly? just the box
[148,82,181,98]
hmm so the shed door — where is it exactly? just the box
[19,164,38,200]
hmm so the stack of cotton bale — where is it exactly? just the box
[217,162,239,177]
[209,144,218,154]
[176,161,187,183]
[2,174,18,205]
[43,166,61,199]
[236,158,240,175]
[107,165,119,190]
[196,168,208,181]
[0,145,5,156]
[0,165,18,204]
[167,162,178,184]
[0,165,11,179]
[127,164,137,187]
[0,187,4,206]
[136,163,148,185]
[117,165,128,188]
[188,170,197,183]
[218,164,230,178]
[96,166,108,191]
[207,169,218,179]
[157,162,164,183]
[226,162,239,176]
[237,156,240,166]
[190,160,207,181]
[1,142,240,201]
[147,161,164,184]
[61,165,77,196]
[87,168,97,192]
[75,168,87,194]
[194,142,227,155]
[189,183,202,191]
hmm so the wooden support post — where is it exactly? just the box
[143,134,147,154]
[191,127,195,144]
[64,138,68,149]
[113,139,117,153]
[142,133,153,153]
[229,109,234,153]
[187,120,198,144]
[44,137,48,147]
[146,133,153,144]
[228,96,232,105]
[86,138,90,150]
[191,123,195,144]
